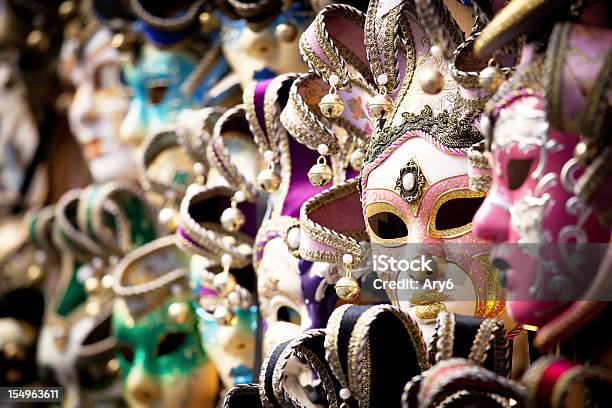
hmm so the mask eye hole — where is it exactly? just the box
[156,331,188,357]
[434,196,485,232]
[276,306,301,326]
[507,158,533,190]
[94,63,122,90]
[367,211,408,240]
[148,85,168,105]
[117,343,135,363]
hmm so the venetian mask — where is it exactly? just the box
[0,61,40,215]
[189,255,258,388]
[61,27,136,182]
[472,31,612,328]
[112,236,219,408]
[286,1,508,340]
[119,44,205,147]
[241,75,342,353]
[220,0,313,87]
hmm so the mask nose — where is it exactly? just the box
[126,366,160,405]
[472,198,510,243]
[119,103,147,147]
[247,36,278,61]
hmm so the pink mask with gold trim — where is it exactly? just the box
[473,22,612,328]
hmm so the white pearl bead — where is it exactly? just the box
[342,253,353,265]
[339,388,351,400]
[431,44,443,58]
[402,172,416,191]
[287,227,300,250]
[221,254,233,269]
[317,144,329,155]
[329,74,340,87]
[377,74,388,86]
[234,190,246,203]
[263,150,275,162]
[193,162,205,175]
[91,257,104,269]
[228,291,240,305]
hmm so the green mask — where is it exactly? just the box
[112,236,219,408]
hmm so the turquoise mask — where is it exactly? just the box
[189,255,258,389]
[119,45,202,146]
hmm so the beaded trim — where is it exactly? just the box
[402,357,525,408]
[177,185,254,268]
[222,384,260,408]
[52,189,106,262]
[523,356,612,408]
[139,128,193,196]
[112,235,188,298]
[280,73,340,154]
[347,305,429,402]
[299,4,374,90]
[77,181,158,256]
[208,105,259,201]
[129,0,204,31]
[299,179,368,266]
[226,0,280,19]
[324,304,352,391]
[271,329,340,408]
[176,107,225,164]
[414,0,465,60]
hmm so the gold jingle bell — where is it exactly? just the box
[319,74,344,119]
[319,93,344,119]
[275,22,298,43]
[168,302,190,324]
[368,74,394,119]
[478,64,504,92]
[220,191,246,232]
[257,167,281,192]
[335,254,360,301]
[368,93,394,119]
[308,144,333,187]
[335,276,360,301]
[308,161,333,187]
[213,272,237,294]
[158,207,179,231]
[257,152,280,192]
[419,67,445,95]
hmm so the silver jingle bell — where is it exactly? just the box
[349,147,365,171]
[478,66,504,92]
[368,93,394,119]
[307,162,333,187]
[318,93,345,119]
[257,168,281,192]
[220,206,245,232]
[418,67,445,95]
[335,276,360,301]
